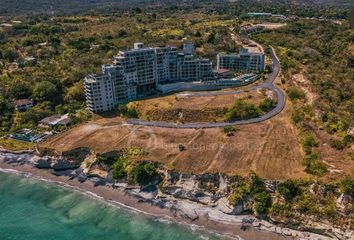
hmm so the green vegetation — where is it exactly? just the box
[225,99,260,121]
[277,179,302,202]
[223,125,237,136]
[178,144,186,152]
[0,137,35,151]
[229,174,272,215]
[250,174,272,214]
[302,133,319,155]
[119,104,139,118]
[300,132,328,176]
[131,162,158,185]
[286,86,305,101]
[270,179,352,224]
[95,148,158,185]
[0,10,241,135]
[258,98,276,112]
[254,20,353,137]
[225,98,276,122]
[112,156,129,179]
[229,180,249,205]
[341,175,354,198]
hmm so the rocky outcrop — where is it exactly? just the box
[34,157,52,169]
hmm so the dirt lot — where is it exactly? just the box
[40,101,308,180]
[128,89,274,123]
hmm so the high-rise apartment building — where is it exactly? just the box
[84,43,214,112]
[217,48,265,73]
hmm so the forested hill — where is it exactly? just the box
[0,0,352,16]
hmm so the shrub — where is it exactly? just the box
[119,104,139,118]
[341,175,354,197]
[302,134,319,154]
[343,135,354,147]
[277,180,302,202]
[112,156,129,180]
[297,193,320,215]
[97,154,118,166]
[270,203,294,218]
[286,86,305,101]
[249,174,272,214]
[329,139,344,150]
[258,98,275,112]
[223,126,237,136]
[254,192,272,214]
[178,144,186,151]
[304,153,327,176]
[132,162,158,185]
[225,99,260,121]
[291,108,305,124]
[229,181,249,205]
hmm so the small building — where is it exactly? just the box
[13,99,33,111]
[214,68,232,79]
[239,24,265,34]
[39,114,70,127]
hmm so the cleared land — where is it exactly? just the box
[40,101,306,180]
[128,89,274,123]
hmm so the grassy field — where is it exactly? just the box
[128,89,274,123]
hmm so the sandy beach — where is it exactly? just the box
[0,158,288,240]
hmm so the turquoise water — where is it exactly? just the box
[0,172,220,240]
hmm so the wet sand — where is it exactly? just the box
[0,160,287,240]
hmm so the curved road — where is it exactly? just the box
[126,46,285,129]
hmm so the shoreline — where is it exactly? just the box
[0,157,286,240]
[1,150,350,240]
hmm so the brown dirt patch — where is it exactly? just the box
[129,89,273,123]
[40,102,307,180]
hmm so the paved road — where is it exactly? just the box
[126,46,285,129]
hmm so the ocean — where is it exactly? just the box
[0,172,221,240]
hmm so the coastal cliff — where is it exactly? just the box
[1,148,353,240]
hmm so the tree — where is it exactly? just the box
[112,156,128,180]
[10,82,32,99]
[132,162,158,185]
[2,48,18,62]
[250,174,272,214]
[254,192,272,214]
[277,180,302,202]
[65,82,85,102]
[225,99,260,121]
[286,86,305,101]
[33,81,61,104]
[259,98,275,112]
[0,96,14,132]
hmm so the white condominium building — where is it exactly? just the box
[84,42,214,113]
[217,48,265,73]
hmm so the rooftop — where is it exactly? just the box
[13,99,33,106]
[40,114,70,126]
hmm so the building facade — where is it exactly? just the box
[217,48,265,73]
[85,43,214,112]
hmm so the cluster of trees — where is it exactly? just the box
[253,20,353,137]
[0,12,245,135]
[96,149,159,186]
[224,98,276,121]
[228,173,273,215]
[271,176,354,224]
